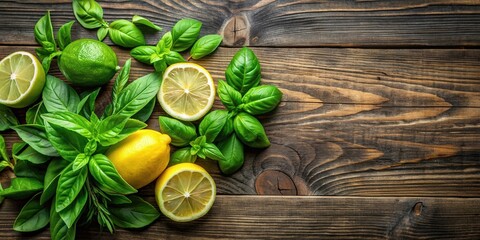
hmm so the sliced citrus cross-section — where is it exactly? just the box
[158,62,215,121]
[155,163,216,222]
[0,51,45,108]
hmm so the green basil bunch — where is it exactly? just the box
[34,11,73,72]
[0,59,162,239]
[72,0,161,48]
[158,110,228,166]
[216,47,282,174]
[131,18,223,73]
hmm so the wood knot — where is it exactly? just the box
[413,202,424,216]
[255,170,297,195]
[222,15,250,46]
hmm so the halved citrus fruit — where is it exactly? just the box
[158,63,215,121]
[0,51,45,108]
[155,163,216,222]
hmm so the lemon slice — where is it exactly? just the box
[0,51,45,108]
[158,63,215,121]
[155,163,216,222]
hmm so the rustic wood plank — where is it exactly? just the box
[1,0,480,47]
[1,46,479,197]
[0,196,479,239]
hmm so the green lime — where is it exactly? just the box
[58,39,118,87]
[0,51,46,108]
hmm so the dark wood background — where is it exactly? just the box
[1,0,480,239]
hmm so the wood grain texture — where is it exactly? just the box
[1,46,479,197]
[0,196,479,239]
[1,0,480,47]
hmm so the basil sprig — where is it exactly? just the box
[72,0,159,48]
[3,61,161,239]
[158,110,228,166]
[130,18,222,73]
[34,11,70,72]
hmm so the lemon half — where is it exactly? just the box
[0,51,45,108]
[155,163,216,222]
[158,63,215,121]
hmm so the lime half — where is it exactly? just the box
[0,51,45,108]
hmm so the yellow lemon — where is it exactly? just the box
[155,163,216,222]
[106,129,171,189]
[158,63,216,121]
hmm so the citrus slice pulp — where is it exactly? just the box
[155,163,216,222]
[0,51,45,108]
[158,63,215,121]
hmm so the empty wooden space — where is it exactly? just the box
[1,0,479,239]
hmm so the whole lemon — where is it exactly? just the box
[58,38,118,87]
[106,129,171,189]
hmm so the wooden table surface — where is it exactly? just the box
[1,0,480,239]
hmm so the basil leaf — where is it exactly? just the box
[97,26,109,41]
[165,51,185,65]
[13,159,46,181]
[131,97,156,122]
[106,118,147,145]
[132,15,162,31]
[190,34,222,59]
[109,19,146,48]
[96,115,129,146]
[0,177,43,199]
[158,116,197,147]
[130,46,157,64]
[50,202,76,240]
[12,141,27,156]
[109,195,160,228]
[57,21,75,50]
[233,112,270,148]
[44,122,87,162]
[199,110,228,143]
[34,11,56,53]
[113,72,161,118]
[77,88,100,119]
[55,162,87,212]
[217,133,244,175]
[0,135,8,162]
[169,147,196,166]
[153,59,167,73]
[14,146,50,164]
[0,104,19,131]
[11,124,59,157]
[159,31,173,50]
[217,80,242,111]
[13,193,50,232]
[42,51,62,73]
[35,47,51,62]
[42,75,80,113]
[58,186,87,228]
[112,59,131,105]
[225,47,261,95]
[0,184,3,204]
[72,0,105,29]
[171,18,202,52]
[108,194,132,205]
[201,142,224,161]
[0,161,9,173]
[89,154,137,195]
[216,115,234,141]
[72,153,90,172]
[42,112,93,139]
[26,101,47,125]
[41,158,70,205]
[242,85,282,115]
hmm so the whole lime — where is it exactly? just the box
[58,39,118,87]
